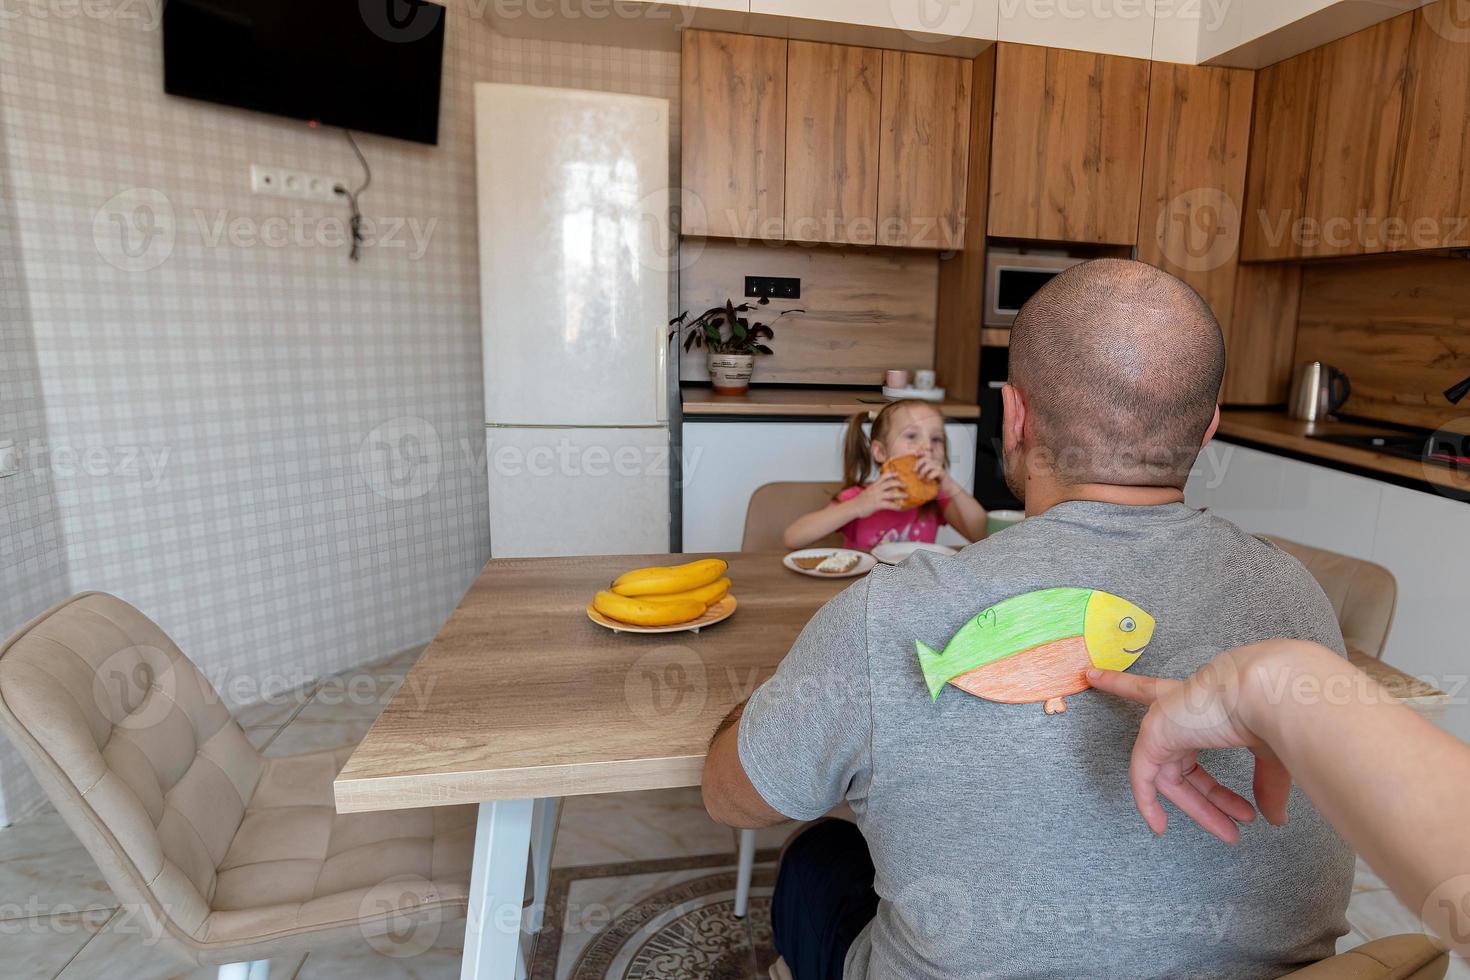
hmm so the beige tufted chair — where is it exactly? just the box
[1265,537,1398,660]
[0,593,475,978]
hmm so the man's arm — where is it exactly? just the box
[702,701,788,828]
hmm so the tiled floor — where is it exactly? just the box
[1,650,1464,979]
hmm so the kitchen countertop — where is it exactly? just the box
[681,384,982,419]
[1217,409,1470,495]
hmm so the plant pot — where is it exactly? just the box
[707,353,755,395]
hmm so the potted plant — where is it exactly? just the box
[669,298,803,395]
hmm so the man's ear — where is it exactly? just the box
[1001,384,1026,454]
[1201,405,1220,446]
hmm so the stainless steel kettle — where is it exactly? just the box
[1288,362,1351,421]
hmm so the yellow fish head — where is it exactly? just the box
[1082,592,1156,672]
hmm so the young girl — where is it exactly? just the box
[783,399,989,551]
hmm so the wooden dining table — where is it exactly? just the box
[332,551,850,980]
[332,549,1450,980]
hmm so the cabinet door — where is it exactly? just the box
[1301,11,1414,258]
[987,44,1149,245]
[1136,62,1254,327]
[1238,48,1322,260]
[784,40,882,246]
[680,30,787,240]
[876,49,972,249]
[1390,1,1470,251]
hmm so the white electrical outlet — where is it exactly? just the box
[250,164,347,203]
[0,442,18,480]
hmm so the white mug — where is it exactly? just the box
[914,369,936,391]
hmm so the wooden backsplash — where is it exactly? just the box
[1295,256,1470,429]
[677,239,938,385]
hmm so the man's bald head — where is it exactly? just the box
[1007,258,1224,488]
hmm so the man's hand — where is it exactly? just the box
[701,701,789,829]
[1087,648,1293,844]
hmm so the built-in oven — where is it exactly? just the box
[984,248,1088,327]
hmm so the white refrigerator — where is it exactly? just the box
[475,83,672,558]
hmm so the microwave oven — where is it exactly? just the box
[984,250,1088,327]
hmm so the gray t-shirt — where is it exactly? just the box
[739,501,1353,979]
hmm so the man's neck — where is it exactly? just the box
[1023,479,1185,517]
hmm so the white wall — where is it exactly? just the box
[0,2,678,822]
[0,97,74,826]
[1186,442,1470,742]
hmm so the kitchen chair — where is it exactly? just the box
[1265,536,1397,660]
[0,593,478,978]
[730,482,847,917]
[741,481,846,553]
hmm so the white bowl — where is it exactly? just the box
[871,541,958,565]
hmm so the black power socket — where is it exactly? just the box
[744,275,801,300]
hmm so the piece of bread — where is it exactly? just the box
[816,552,861,574]
[880,454,939,510]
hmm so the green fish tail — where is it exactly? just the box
[915,640,947,701]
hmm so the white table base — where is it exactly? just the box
[461,797,561,980]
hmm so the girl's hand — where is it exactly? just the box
[852,472,908,517]
[914,455,961,496]
[1087,647,1293,844]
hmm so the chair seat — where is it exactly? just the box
[200,745,475,953]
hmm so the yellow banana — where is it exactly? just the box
[593,590,705,627]
[611,558,728,597]
[644,577,730,608]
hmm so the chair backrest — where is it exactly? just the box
[1265,536,1398,660]
[0,593,266,949]
[742,481,846,551]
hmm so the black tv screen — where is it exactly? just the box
[163,0,446,145]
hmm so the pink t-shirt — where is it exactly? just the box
[833,484,950,552]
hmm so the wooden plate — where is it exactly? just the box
[586,595,738,634]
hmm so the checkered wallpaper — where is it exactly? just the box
[0,1,679,823]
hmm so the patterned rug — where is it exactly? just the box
[529,850,782,980]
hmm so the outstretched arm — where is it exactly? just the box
[1090,639,1470,953]
[782,474,905,549]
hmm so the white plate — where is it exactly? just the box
[882,385,946,402]
[871,541,958,564]
[782,548,877,578]
[586,595,737,634]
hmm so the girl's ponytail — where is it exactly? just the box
[842,411,872,489]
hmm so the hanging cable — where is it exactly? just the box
[334,129,372,261]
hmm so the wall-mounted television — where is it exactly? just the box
[163,0,446,145]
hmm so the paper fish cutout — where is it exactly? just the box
[916,587,1155,714]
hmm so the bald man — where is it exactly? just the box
[702,260,1353,979]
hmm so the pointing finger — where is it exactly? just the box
[1087,668,1170,706]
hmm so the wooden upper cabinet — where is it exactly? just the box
[1238,49,1322,261]
[987,44,1150,245]
[1135,62,1254,328]
[784,40,882,246]
[876,49,973,249]
[680,30,787,240]
[1301,11,1414,258]
[1391,0,1470,250]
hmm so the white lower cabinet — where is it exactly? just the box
[680,419,978,552]
[1186,442,1470,742]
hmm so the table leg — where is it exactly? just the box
[526,798,561,934]
[461,799,534,980]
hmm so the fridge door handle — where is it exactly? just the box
[656,329,668,423]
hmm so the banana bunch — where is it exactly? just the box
[593,558,731,627]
